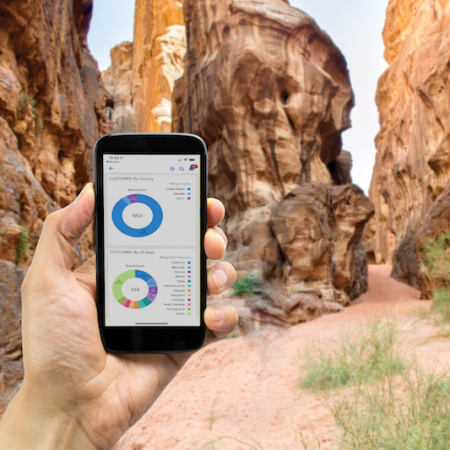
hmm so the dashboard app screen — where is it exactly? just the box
[103,154,201,327]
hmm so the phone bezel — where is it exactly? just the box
[94,133,208,353]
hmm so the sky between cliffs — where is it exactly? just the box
[88,0,389,194]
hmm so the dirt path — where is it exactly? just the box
[114,265,450,449]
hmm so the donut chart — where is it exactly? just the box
[112,194,163,237]
[113,270,158,309]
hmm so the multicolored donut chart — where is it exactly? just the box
[113,270,158,309]
[112,194,163,237]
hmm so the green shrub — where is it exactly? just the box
[299,319,406,392]
[423,231,450,320]
[15,225,30,264]
[432,287,450,321]
[423,231,450,280]
[230,273,260,298]
[28,96,36,109]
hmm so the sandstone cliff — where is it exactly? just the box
[174,0,374,324]
[0,0,108,415]
[366,0,450,292]
[103,0,186,133]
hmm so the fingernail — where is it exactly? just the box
[74,184,90,203]
[211,307,224,323]
[216,232,227,250]
[212,267,228,289]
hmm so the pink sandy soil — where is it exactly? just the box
[113,265,450,449]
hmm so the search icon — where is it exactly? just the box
[179,166,184,171]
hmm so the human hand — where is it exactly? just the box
[0,183,238,450]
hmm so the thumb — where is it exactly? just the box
[31,183,95,273]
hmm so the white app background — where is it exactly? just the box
[104,155,200,327]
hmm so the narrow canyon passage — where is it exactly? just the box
[114,266,449,450]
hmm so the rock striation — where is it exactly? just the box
[174,0,374,324]
[0,0,108,415]
[365,0,450,293]
[103,0,186,133]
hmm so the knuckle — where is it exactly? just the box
[44,210,62,228]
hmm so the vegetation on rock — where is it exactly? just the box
[15,226,30,264]
[230,274,261,298]
[423,231,450,320]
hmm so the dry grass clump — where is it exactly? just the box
[299,319,450,449]
[300,319,406,392]
[333,369,450,449]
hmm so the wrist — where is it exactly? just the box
[0,383,99,450]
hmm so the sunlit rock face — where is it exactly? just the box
[0,0,108,415]
[174,0,374,324]
[365,0,450,291]
[102,42,136,133]
[132,0,186,132]
[103,0,186,133]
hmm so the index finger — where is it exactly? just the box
[207,198,225,228]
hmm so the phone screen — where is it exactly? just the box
[103,154,201,327]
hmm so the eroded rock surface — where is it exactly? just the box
[102,42,136,133]
[366,0,450,290]
[174,0,374,323]
[0,0,108,415]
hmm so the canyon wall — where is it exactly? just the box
[366,0,450,292]
[0,0,108,415]
[174,0,374,324]
[103,0,186,133]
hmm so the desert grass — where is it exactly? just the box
[299,319,406,392]
[299,319,450,449]
[333,369,450,449]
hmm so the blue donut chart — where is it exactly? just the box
[112,194,163,237]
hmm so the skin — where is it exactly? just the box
[0,183,238,450]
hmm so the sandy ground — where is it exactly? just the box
[113,265,450,449]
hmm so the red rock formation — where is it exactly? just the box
[0,0,108,415]
[131,0,186,132]
[366,0,450,291]
[102,1,186,133]
[174,0,374,323]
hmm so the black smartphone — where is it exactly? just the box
[94,133,207,353]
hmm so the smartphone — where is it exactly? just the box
[94,133,207,353]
